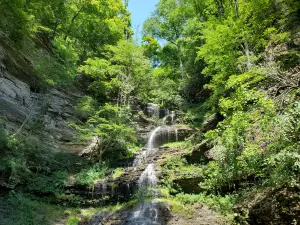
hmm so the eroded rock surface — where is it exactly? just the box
[0,42,86,153]
[83,203,228,225]
[234,186,300,225]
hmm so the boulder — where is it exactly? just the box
[173,176,203,194]
[201,113,223,133]
[144,103,160,118]
[184,140,211,164]
[248,186,300,225]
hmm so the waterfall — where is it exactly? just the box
[171,111,175,124]
[138,164,158,188]
[147,126,162,150]
[162,115,168,125]
[128,164,160,225]
[127,111,178,224]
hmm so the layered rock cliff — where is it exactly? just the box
[0,36,85,153]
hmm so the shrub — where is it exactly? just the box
[75,163,107,186]
[0,193,63,225]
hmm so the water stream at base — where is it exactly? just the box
[127,111,178,224]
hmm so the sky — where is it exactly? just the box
[127,0,159,42]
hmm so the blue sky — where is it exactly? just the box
[127,0,159,42]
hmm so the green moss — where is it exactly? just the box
[162,141,186,148]
[112,168,124,180]
[66,216,80,225]
[156,198,194,216]
[159,154,203,191]
[80,199,139,219]
[162,140,192,153]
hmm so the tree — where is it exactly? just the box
[79,40,154,105]
[143,0,195,79]
[81,103,137,162]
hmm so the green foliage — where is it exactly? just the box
[1,0,299,222]
[175,193,236,216]
[112,168,124,180]
[141,0,298,197]
[79,40,153,104]
[148,67,184,108]
[162,141,187,148]
[75,163,107,186]
[74,96,96,118]
[0,0,34,44]
[27,171,68,195]
[0,130,87,195]
[74,103,137,163]
[1,0,132,87]
[202,101,300,191]
[30,48,76,86]
[66,216,80,225]
[0,193,63,225]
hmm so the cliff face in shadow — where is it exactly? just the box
[0,37,86,153]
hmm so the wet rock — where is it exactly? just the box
[144,103,160,118]
[86,201,172,225]
[89,213,107,225]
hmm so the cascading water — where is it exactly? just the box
[127,111,178,224]
[171,111,175,124]
[138,164,158,188]
[127,163,160,224]
[147,126,162,151]
[162,114,169,125]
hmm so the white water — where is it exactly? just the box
[162,115,169,125]
[138,164,158,188]
[129,164,160,225]
[128,111,178,224]
[171,111,175,124]
[147,126,162,150]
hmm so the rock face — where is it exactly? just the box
[173,177,203,194]
[0,41,85,153]
[184,140,211,164]
[201,113,224,133]
[249,187,300,225]
[83,202,227,225]
[143,103,169,118]
[84,202,172,225]
[233,186,300,225]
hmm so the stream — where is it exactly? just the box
[125,111,178,225]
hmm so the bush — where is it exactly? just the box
[0,131,85,195]
[202,101,300,191]
[0,193,63,225]
[75,163,107,186]
[175,193,236,215]
[112,168,124,180]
